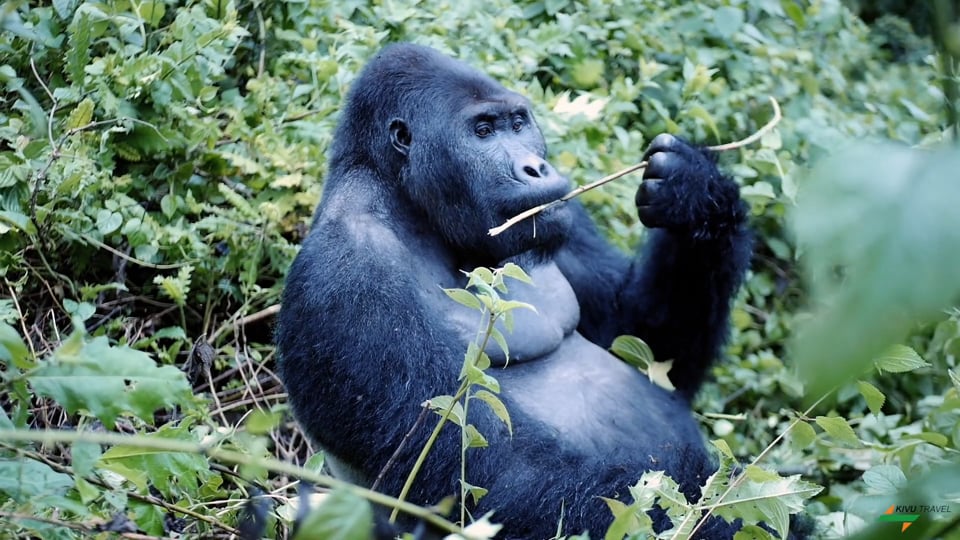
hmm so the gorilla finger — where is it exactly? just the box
[642,151,680,181]
[642,133,680,160]
[637,204,667,229]
[635,178,663,208]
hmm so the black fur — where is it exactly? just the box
[277,43,755,539]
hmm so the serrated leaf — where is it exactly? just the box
[66,98,94,130]
[67,13,91,83]
[856,380,885,415]
[874,345,930,373]
[29,331,192,429]
[815,416,860,447]
[293,489,373,540]
[473,389,512,436]
[862,465,906,494]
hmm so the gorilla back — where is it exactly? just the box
[277,43,755,538]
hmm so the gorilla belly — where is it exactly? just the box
[497,332,701,454]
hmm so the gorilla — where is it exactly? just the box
[277,43,756,538]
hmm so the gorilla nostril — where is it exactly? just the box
[523,165,541,178]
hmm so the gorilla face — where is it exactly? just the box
[413,95,572,262]
[379,54,574,264]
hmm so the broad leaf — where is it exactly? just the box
[29,330,192,429]
[293,490,373,540]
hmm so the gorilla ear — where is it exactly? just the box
[389,118,411,156]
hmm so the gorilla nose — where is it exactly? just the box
[515,155,554,183]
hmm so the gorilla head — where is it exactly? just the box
[327,44,573,264]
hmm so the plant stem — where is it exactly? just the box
[0,427,462,535]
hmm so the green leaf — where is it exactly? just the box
[473,389,512,436]
[245,409,282,434]
[460,479,489,505]
[0,458,73,501]
[444,287,481,310]
[95,209,122,235]
[29,331,192,429]
[610,335,655,369]
[137,2,166,26]
[792,145,960,398]
[66,97,94,130]
[500,262,533,284]
[71,441,102,477]
[0,210,36,236]
[781,0,805,27]
[464,423,488,448]
[0,323,31,369]
[427,395,464,426]
[293,490,373,540]
[856,380,885,415]
[99,426,211,497]
[602,498,645,540]
[815,416,860,447]
[789,421,817,451]
[874,345,930,373]
[572,59,604,88]
[862,465,906,494]
[713,6,744,38]
[67,13,91,84]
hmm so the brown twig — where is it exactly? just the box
[488,96,782,236]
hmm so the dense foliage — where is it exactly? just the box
[1,0,958,538]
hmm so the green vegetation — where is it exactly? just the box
[1,0,958,538]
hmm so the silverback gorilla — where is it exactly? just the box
[277,43,756,538]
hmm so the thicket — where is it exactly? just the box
[1,0,958,538]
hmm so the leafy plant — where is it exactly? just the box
[393,264,531,530]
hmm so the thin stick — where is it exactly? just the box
[488,96,782,236]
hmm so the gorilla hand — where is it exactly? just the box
[635,134,745,240]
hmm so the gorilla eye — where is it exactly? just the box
[512,116,525,132]
[475,123,494,138]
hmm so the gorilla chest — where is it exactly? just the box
[434,262,581,364]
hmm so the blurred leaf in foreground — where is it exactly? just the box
[791,143,960,399]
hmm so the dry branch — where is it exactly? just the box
[488,96,782,236]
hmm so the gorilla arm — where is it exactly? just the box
[554,134,753,399]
